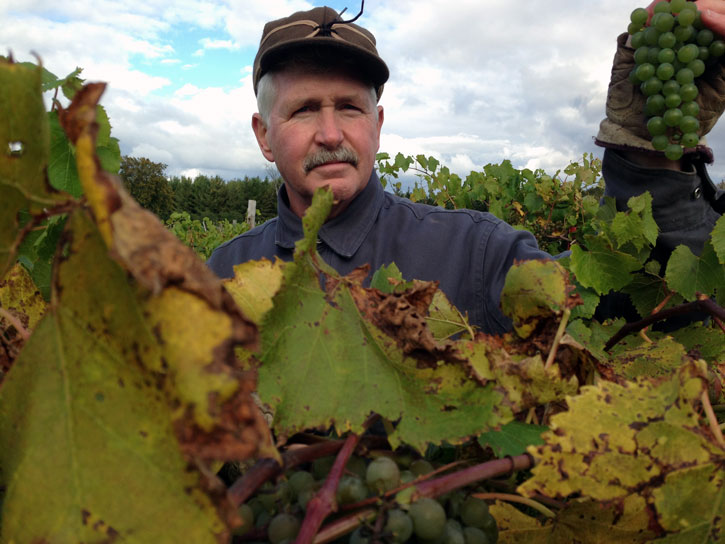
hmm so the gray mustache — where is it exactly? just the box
[304,147,359,173]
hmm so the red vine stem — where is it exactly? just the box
[311,508,377,544]
[411,454,534,501]
[228,440,345,507]
[295,430,365,544]
[702,391,725,449]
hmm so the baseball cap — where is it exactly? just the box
[253,6,389,97]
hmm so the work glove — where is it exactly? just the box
[595,32,725,161]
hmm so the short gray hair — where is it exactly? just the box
[255,51,379,125]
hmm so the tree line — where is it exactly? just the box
[118,156,280,224]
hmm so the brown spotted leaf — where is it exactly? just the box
[519,360,725,542]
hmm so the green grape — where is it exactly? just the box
[670,0,687,12]
[312,456,335,480]
[462,526,492,544]
[345,455,367,479]
[349,527,370,544]
[697,28,715,46]
[644,26,661,45]
[674,24,694,42]
[681,131,700,147]
[698,45,710,60]
[676,67,694,84]
[268,513,301,544]
[385,509,414,543]
[366,456,400,494]
[645,94,666,116]
[676,7,697,27]
[652,134,670,150]
[653,0,671,14]
[679,114,699,133]
[709,39,725,57]
[646,45,662,64]
[663,107,683,126]
[255,509,272,529]
[688,58,706,77]
[677,43,700,63]
[680,82,699,101]
[634,45,650,64]
[460,496,491,529]
[665,143,684,160]
[410,459,435,476]
[336,474,369,505]
[642,78,663,97]
[654,12,675,32]
[233,503,255,536]
[443,519,465,544]
[662,79,680,95]
[657,46,676,63]
[635,63,656,81]
[647,116,667,136]
[656,62,675,80]
[478,512,498,544]
[298,487,317,510]
[631,6,649,26]
[288,470,315,496]
[409,497,447,540]
[400,470,415,484]
[628,21,644,35]
[632,30,646,48]
[664,92,682,108]
[681,100,699,117]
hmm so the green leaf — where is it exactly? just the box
[97,137,121,174]
[570,239,642,295]
[0,59,67,277]
[0,211,227,542]
[665,242,725,301]
[47,111,82,197]
[622,272,679,318]
[370,262,413,293]
[256,191,505,450]
[478,421,547,457]
[610,192,658,250]
[712,214,725,265]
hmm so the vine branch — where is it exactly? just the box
[605,297,725,351]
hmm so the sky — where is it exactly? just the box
[3,0,725,184]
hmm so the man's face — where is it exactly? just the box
[252,68,384,218]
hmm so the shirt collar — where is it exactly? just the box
[275,170,385,258]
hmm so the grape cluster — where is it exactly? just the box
[627,0,725,160]
[233,454,499,544]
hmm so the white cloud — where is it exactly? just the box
[198,37,239,51]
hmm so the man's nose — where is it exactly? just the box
[315,109,344,149]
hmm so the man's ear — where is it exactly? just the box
[252,113,275,162]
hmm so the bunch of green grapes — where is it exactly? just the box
[627,0,725,159]
[233,453,500,543]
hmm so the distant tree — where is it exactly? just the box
[119,156,175,220]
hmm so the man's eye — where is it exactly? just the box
[293,106,310,114]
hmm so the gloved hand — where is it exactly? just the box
[595,1,725,159]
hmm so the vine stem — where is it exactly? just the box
[471,492,556,518]
[701,391,725,449]
[605,297,725,351]
[311,508,377,544]
[640,290,675,343]
[545,308,570,370]
[412,454,534,501]
[295,429,365,544]
[228,440,345,507]
[0,308,30,341]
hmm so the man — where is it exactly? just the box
[208,4,724,334]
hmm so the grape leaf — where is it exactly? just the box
[670,322,725,361]
[255,189,506,450]
[666,241,725,302]
[48,110,82,197]
[478,421,547,457]
[605,336,690,381]
[570,239,642,295]
[223,258,285,326]
[500,259,574,339]
[611,192,658,250]
[519,360,725,541]
[713,214,725,264]
[0,262,47,331]
[0,211,228,542]
[621,271,680,318]
[0,58,68,277]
